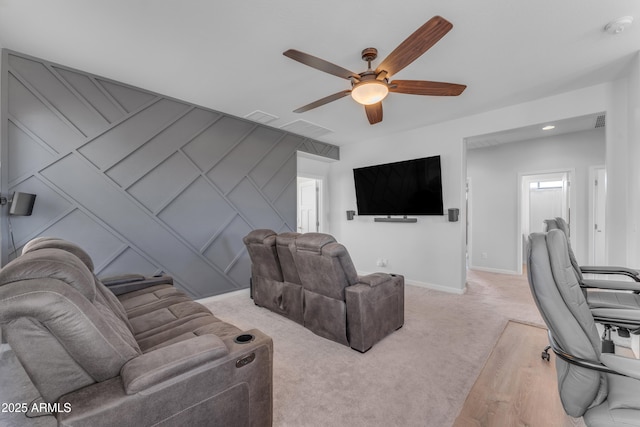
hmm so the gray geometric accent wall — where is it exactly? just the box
[0,50,339,297]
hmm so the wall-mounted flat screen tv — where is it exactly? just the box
[353,155,443,216]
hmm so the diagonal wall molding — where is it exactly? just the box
[1,49,339,297]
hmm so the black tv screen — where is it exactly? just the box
[353,156,443,216]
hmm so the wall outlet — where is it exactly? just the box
[481,252,488,259]
[376,258,388,267]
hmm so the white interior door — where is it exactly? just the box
[521,172,570,264]
[297,178,318,233]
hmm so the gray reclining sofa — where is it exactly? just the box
[0,237,273,427]
[243,230,404,352]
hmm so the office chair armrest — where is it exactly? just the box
[580,265,640,281]
[601,354,640,380]
[582,278,640,292]
[121,335,228,394]
[591,308,640,323]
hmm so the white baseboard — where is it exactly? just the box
[469,266,521,275]
[357,270,466,295]
[197,288,250,305]
[406,279,467,295]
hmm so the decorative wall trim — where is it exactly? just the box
[1,49,339,297]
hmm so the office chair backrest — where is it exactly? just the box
[527,230,607,417]
[543,217,584,282]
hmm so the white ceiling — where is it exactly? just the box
[465,112,606,149]
[0,1,638,146]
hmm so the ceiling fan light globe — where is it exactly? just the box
[351,81,389,105]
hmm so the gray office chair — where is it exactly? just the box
[527,230,640,426]
[544,217,640,282]
[544,218,640,341]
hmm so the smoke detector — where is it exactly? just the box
[604,16,633,34]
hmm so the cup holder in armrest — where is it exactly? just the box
[234,334,255,344]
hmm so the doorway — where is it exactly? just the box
[520,171,572,269]
[297,177,321,233]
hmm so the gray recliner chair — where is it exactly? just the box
[243,229,303,324]
[527,230,640,426]
[0,247,273,426]
[291,233,404,352]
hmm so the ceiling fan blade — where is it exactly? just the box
[293,90,352,113]
[364,102,383,125]
[376,16,453,78]
[389,80,466,96]
[284,49,360,80]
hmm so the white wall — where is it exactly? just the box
[329,82,618,293]
[626,52,640,266]
[467,128,605,273]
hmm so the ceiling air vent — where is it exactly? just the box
[244,110,279,124]
[280,120,332,139]
[594,114,606,128]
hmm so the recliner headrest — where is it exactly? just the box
[294,233,336,253]
[22,237,95,272]
[0,248,96,301]
[243,229,277,246]
[275,232,300,247]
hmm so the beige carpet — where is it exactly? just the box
[201,269,546,426]
[0,269,550,427]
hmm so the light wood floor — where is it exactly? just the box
[452,320,586,427]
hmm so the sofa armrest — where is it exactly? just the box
[357,273,394,287]
[345,274,404,352]
[58,329,273,427]
[101,274,174,296]
[101,274,146,286]
[121,335,228,394]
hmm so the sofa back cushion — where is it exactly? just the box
[0,249,141,402]
[292,233,358,300]
[21,237,134,332]
[243,229,284,282]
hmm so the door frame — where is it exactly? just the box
[588,165,606,265]
[517,167,575,275]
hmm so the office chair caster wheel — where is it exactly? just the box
[541,346,551,362]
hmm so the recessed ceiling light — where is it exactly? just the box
[542,125,555,131]
[604,16,634,34]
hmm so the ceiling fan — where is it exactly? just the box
[283,16,466,125]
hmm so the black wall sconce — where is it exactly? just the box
[1,192,37,216]
[346,210,356,221]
